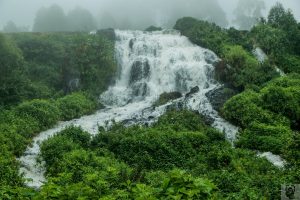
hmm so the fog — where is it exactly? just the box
[0,0,299,31]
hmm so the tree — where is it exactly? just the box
[67,7,97,32]
[33,4,68,32]
[267,2,299,54]
[0,33,26,105]
[234,0,265,30]
[268,2,297,29]
[3,21,19,33]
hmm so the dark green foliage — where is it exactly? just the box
[15,99,61,130]
[8,32,117,100]
[0,33,28,106]
[174,17,227,55]
[144,26,162,32]
[261,86,300,122]
[0,147,23,187]
[251,2,300,72]
[251,24,288,57]
[222,90,289,128]
[56,92,97,120]
[237,123,292,154]
[277,54,300,74]
[153,91,182,107]
[36,110,291,199]
[0,93,99,189]
[223,75,299,155]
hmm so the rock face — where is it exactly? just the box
[68,78,80,92]
[205,85,237,112]
[185,86,200,98]
[154,91,183,107]
[97,28,116,41]
[129,60,150,85]
[214,60,230,83]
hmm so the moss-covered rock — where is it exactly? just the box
[154,91,182,107]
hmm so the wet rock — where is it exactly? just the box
[204,51,218,65]
[97,28,116,41]
[214,60,231,83]
[132,82,148,97]
[154,91,182,106]
[148,116,155,120]
[129,60,150,84]
[68,78,80,92]
[145,26,162,32]
[205,86,237,112]
[129,39,134,49]
[185,86,200,98]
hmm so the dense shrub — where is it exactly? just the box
[56,92,97,120]
[236,123,293,154]
[223,75,299,155]
[15,99,61,129]
[261,85,300,122]
[222,90,289,128]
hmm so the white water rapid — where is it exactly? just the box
[19,30,241,188]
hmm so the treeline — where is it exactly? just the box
[0,31,116,107]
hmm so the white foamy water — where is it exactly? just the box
[19,30,242,188]
[258,152,286,168]
[253,47,285,77]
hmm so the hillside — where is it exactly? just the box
[0,3,299,199]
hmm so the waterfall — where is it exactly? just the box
[19,30,239,189]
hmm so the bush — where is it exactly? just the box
[261,85,300,122]
[174,17,227,54]
[236,123,293,154]
[15,99,60,129]
[56,92,97,120]
[59,126,91,148]
[222,90,289,128]
[40,135,81,172]
[153,91,182,107]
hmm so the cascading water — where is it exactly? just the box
[19,30,241,188]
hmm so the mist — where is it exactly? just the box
[0,0,299,31]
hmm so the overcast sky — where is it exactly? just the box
[0,0,299,30]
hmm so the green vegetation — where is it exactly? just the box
[56,92,98,120]
[0,29,115,197]
[153,91,182,107]
[24,110,294,199]
[175,2,300,91]
[0,2,300,199]
[222,75,299,158]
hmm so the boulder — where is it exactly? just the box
[185,86,200,98]
[205,86,237,112]
[97,28,116,41]
[129,60,150,84]
[154,91,183,107]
